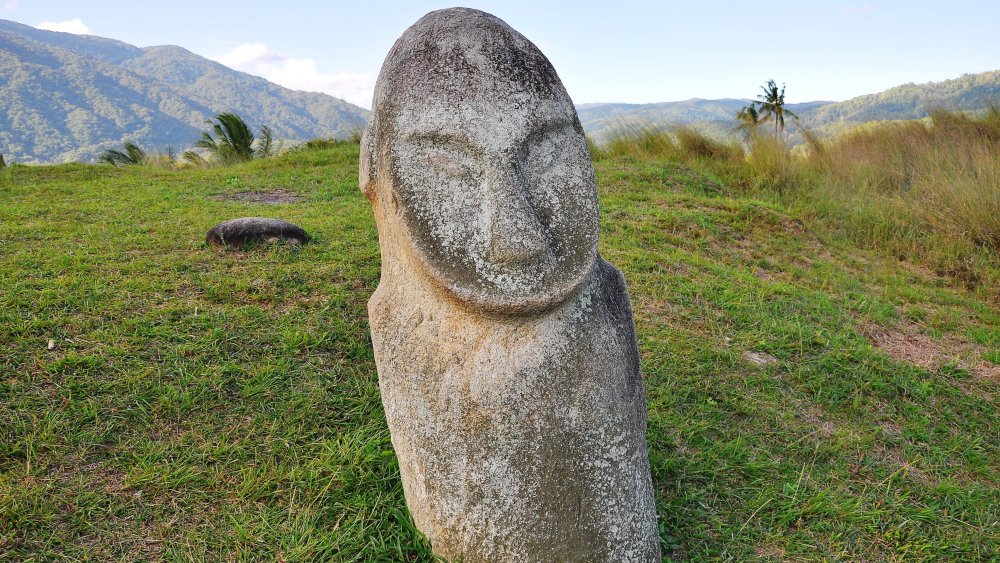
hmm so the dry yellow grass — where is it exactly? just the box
[591,108,1000,298]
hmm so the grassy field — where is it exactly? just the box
[599,108,1000,301]
[1,142,998,561]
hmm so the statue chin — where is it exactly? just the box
[406,240,598,316]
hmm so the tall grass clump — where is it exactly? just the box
[347,125,364,144]
[916,109,1000,248]
[143,147,179,169]
[591,108,1000,296]
[598,123,743,163]
[602,124,677,159]
[291,136,362,154]
[674,126,743,161]
[790,108,1000,293]
[802,109,1000,244]
[742,133,805,193]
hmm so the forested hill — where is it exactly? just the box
[0,19,368,163]
[577,70,1000,141]
[803,70,1000,129]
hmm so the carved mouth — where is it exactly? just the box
[408,237,597,317]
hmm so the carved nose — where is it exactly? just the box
[485,163,547,264]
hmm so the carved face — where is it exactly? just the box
[369,9,599,314]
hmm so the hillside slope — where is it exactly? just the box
[0,19,367,163]
[802,70,1000,133]
[1,147,996,560]
[119,46,366,143]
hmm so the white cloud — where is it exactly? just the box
[4,0,21,12]
[211,43,374,109]
[842,4,874,15]
[37,18,90,34]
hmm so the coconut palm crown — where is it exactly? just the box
[757,80,799,135]
[99,141,147,166]
[186,112,277,165]
[735,103,762,140]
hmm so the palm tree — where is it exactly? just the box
[193,112,256,164]
[735,102,761,141]
[99,141,147,166]
[756,80,798,135]
[188,112,278,165]
[256,125,275,159]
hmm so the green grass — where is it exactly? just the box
[2,144,998,560]
[595,109,1000,301]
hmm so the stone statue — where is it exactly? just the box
[360,8,660,561]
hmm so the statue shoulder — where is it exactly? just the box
[595,256,633,317]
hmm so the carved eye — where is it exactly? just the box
[521,123,578,225]
[523,124,567,174]
[409,137,479,185]
[426,147,474,179]
[396,136,481,208]
[395,136,485,252]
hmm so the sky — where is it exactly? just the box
[5,1,1000,109]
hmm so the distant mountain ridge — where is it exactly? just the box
[802,71,1000,130]
[577,71,1000,142]
[2,17,997,162]
[0,19,368,163]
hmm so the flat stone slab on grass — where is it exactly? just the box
[744,350,780,367]
[206,217,308,248]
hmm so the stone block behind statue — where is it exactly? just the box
[360,8,661,561]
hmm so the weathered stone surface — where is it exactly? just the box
[361,8,660,561]
[205,217,307,247]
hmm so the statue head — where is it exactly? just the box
[361,8,599,315]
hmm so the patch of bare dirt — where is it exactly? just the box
[878,420,903,437]
[149,421,186,442]
[871,445,936,487]
[635,295,682,319]
[755,545,787,559]
[862,322,999,383]
[865,325,949,371]
[798,405,841,439]
[214,189,302,204]
[40,458,165,561]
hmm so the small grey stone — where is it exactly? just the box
[205,217,307,248]
[744,350,779,366]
